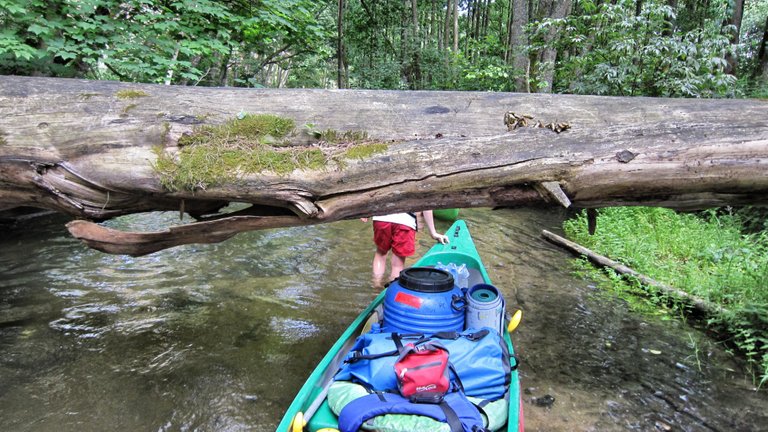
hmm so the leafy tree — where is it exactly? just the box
[737,0,768,91]
[0,0,236,82]
[235,0,334,88]
[0,0,332,87]
[529,0,736,97]
[1,0,765,95]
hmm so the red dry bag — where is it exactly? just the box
[394,341,451,403]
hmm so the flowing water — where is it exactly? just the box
[0,208,765,432]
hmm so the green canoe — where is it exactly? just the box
[433,208,460,221]
[276,220,523,432]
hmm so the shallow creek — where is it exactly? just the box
[0,208,765,431]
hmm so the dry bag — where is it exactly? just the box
[394,341,451,403]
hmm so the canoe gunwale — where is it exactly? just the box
[276,290,387,431]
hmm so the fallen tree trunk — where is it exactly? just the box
[541,229,726,316]
[1,76,767,255]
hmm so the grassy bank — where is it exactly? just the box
[563,207,768,386]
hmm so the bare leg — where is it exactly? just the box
[372,248,388,284]
[389,253,407,281]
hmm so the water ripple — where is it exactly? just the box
[1,209,766,432]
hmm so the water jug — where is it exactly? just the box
[382,267,466,334]
[465,283,505,334]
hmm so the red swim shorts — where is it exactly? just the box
[373,221,417,257]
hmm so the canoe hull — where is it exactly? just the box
[276,220,522,432]
[433,208,460,221]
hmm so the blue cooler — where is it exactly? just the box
[382,267,466,334]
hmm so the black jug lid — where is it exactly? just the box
[398,267,455,292]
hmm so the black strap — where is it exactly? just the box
[438,401,464,432]
[346,348,398,363]
[407,212,418,230]
[432,331,460,340]
[464,329,490,341]
[431,329,489,342]
[347,330,490,364]
[509,353,520,371]
[345,332,409,363]
[448,362,465,393]
[391,332,406,351]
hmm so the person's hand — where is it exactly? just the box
[432,233,449,245]
[360,217,369,223]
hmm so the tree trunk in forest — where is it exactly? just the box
[509,0,530,92]
[217,51,231,86]
[663,0,677,36]
[538,0,573,93]
[337,0,347,89]
[1,76,767,256]
[411,0,422,88]
[505,0,513,61]
[443,0,451,52]
[756,15,768,82]
[360,0,377,70]
[431,0,438,48]
[453,0,459,52]
[476,0,490,59]
[724,0,744,76]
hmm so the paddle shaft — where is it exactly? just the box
[303,378,335,424]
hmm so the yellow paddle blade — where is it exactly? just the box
[290,412,304,432]
[507,309,522,333]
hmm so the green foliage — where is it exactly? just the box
[730,206,768,233]
[4,0,763,96]
[0,0,233,81]
[459,55,514,92]
[736,0,768,92]
[564,207,768,384]
[235,0,333,87]
[0,0,332,86]
[530,0,737,96]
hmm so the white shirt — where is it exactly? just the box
[372,213,417,230]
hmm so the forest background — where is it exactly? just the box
[1,0,767,95]
[1,0,767,384]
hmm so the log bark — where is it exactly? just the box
[541,230,726,316]
[1,75,767,255]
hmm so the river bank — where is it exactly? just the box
[563,207,768,387]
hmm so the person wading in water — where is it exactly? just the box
[361,211,449,288]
